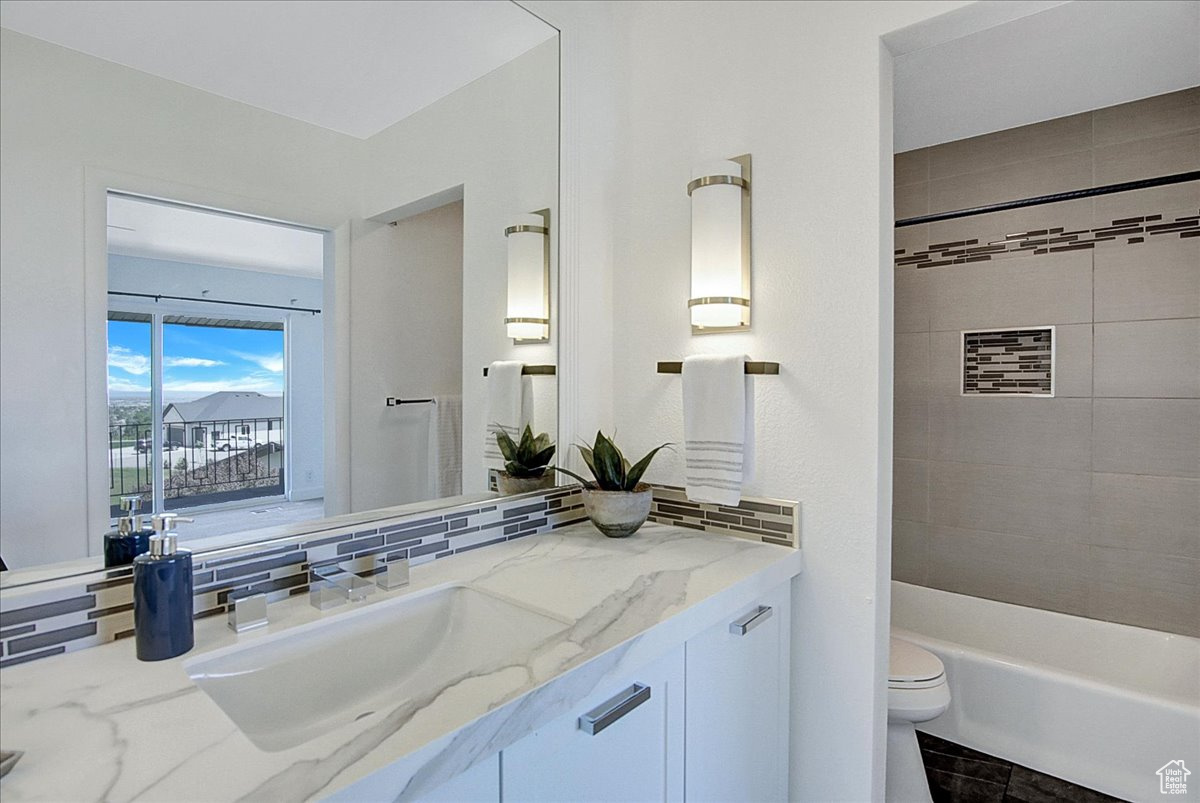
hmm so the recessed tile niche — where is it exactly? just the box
[961,327,1054,396]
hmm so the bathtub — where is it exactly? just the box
[891,581,1200,802]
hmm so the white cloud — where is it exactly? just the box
[164,356,225,368]
[107,375,149,392]
[107,345,150,375]
[163,376,281,394]
[231,351,284,373]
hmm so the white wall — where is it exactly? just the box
[529,2,970,799]
[893,0,1200,152]
[107,255,325,501]
[348,202,464,512]
[360,39,559,494]
[0,28,361,567]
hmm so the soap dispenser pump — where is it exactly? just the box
[133,513,195,661]
[104,495,154,568]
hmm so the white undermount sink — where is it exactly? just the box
[184,584,569,751]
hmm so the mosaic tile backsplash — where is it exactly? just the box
[962,328,1053,396]
[0,488,586,668]
[648,485,799,548]
[0,485,799,668]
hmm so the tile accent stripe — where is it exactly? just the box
[895,208,1199,269]
[962,328,1053,395]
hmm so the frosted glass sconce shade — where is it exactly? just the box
[505,212,550,343]
[688,156,751,333]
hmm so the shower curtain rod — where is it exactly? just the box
[895,170,1200,228]
[107,290,321,315]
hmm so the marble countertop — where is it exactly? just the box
[0,522,802,802]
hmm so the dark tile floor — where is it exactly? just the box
[917,731,1129,803]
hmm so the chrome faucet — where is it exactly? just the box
[228,592,268,633]
[309,555,409,610]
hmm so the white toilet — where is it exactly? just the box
[886,637,951,803]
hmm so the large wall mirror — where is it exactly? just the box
[0,1,560,584]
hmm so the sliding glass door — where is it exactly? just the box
[106,311,286,517]
[106,312,155,516]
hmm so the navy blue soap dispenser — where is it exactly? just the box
[104,495,153,568]
[133,513,195,661]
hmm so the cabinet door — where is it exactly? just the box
[685,583,790,803]
[502,645,685,803]
[413,752,499,803]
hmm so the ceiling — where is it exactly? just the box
[107,194,326,279]
[892,0,1200,152]
[0,0,557,139]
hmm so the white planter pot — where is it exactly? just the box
[580,484,653,538]
[497,473,555,496]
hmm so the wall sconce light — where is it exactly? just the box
[504,212,550,343]
[688,155,751,333]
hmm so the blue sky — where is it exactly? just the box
[107,321,283,400]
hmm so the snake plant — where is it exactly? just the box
[495,425,557,478]
[555,430,670,492]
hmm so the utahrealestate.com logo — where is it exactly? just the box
[1159,761,1191,795]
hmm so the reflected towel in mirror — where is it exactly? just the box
[483,361,532,470]
[430,395,463,498]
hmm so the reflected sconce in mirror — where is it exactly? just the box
[688,155,751,333]
[505,212,550,343]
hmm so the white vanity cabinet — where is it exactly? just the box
[502,645,686,802]
[415,753,500,802]
[414,582,792,803]
[684,582,791,802]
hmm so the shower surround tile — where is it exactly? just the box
[1089,473,1200,560]
[925,251,1092,332]
[1085,546,1200,637]
[1093,237,1200,321]
[891,520,928,586]
[894,397,929,461]
[1093,129,1200,186]
[928,397,1092,471]
[928,111,1093,181]
[1093,319,1200,399]
[894,147,929,187]
[893,459,929,523]
[925,525,1088,618]
[1091,86,1200,146]
[1092,399,1200,478]
[893,87,1200,638]
[927,150,1093,217]
[928,462,1090,543]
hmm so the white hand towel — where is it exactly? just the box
[429,395,462,498]
[483,361,533,470]
[682,354,754,505]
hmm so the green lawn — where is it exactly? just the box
[109,467,151,506]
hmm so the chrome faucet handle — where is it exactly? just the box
[341,574,374,601]
[310,560,375,605]
[309,580,348,611]
[330,555,378,600]
[228,592,268,633]
[375,556,410,590]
